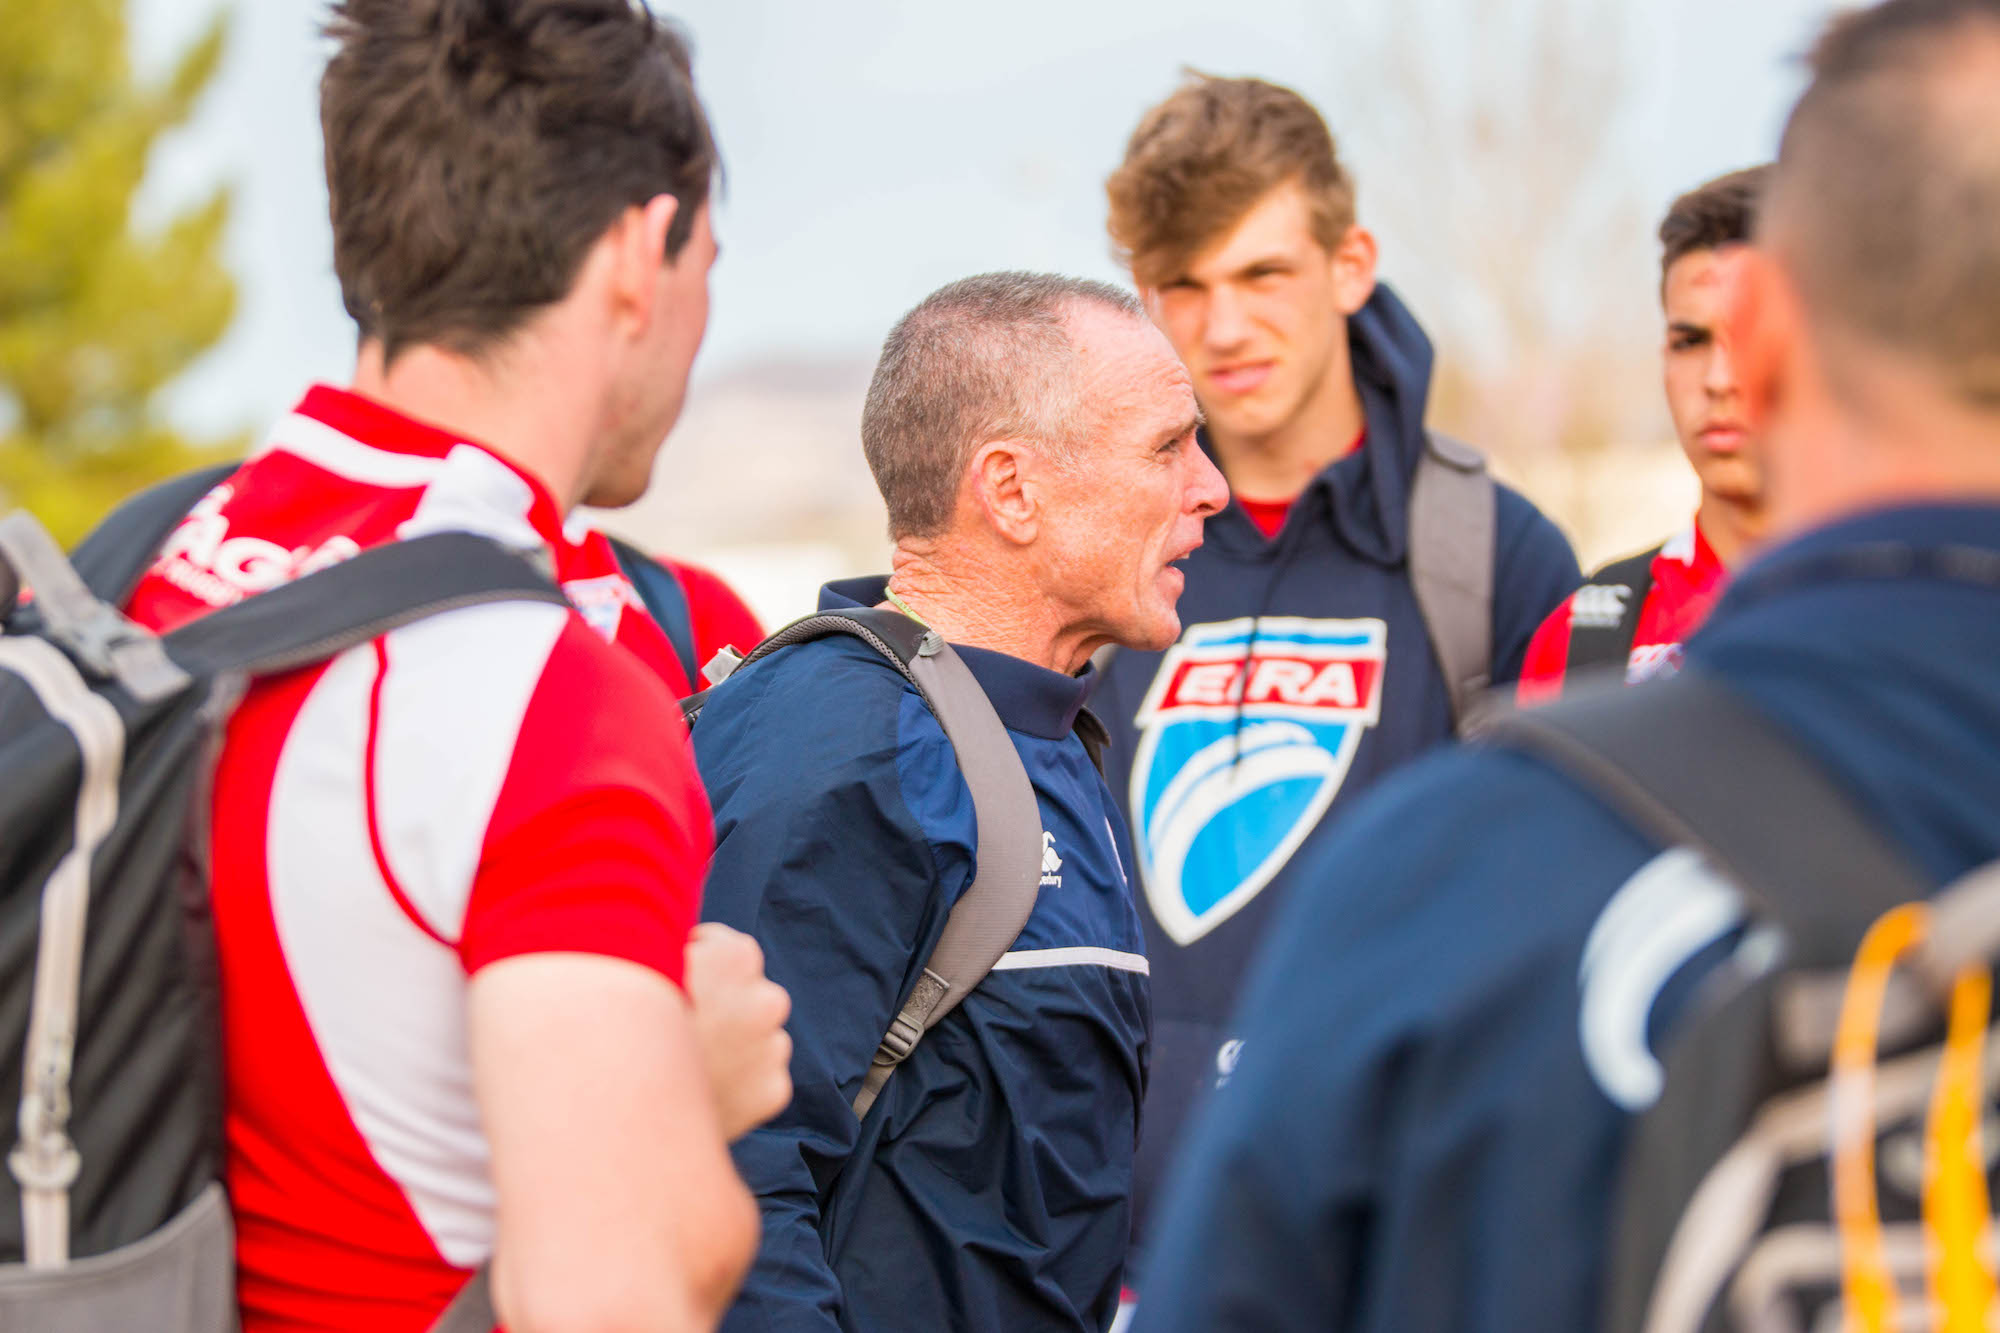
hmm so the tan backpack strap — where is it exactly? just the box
[851,628,1042,1118]
[1407,431,1495,733]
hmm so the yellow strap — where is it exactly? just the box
[1925,964,1995,1333]
[1832,902,1928,1333]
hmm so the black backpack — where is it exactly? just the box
[0,508,560,1331]
[1484,665,2000,1333]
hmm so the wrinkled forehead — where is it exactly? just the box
[1067,304,1198,427]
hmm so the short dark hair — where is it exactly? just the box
[1107,73,1355,290]
[862,273,1146,541]
[321,0,717,363]
[1765,0,2000,405]
[1658,166,1770,283]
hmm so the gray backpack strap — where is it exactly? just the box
[1408,431,1495,732]
[0,513,189,704]
[700,608,1042,1119]
[1476,668,1928,967]
[426,1264,493,1333]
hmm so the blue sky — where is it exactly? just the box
[130,0,1837,441]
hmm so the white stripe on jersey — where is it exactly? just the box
[261,414,448,489]
[373,603,568,940]
[267,600,569,1267]
[991,946,1151,975]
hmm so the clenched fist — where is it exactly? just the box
[684,922,793,1140]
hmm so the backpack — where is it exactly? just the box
[75,462,707,687]
[0,509,561,1331]
[1483,666,2000,1333]
[690,608,1069,1118]
[1558,543,1664,678]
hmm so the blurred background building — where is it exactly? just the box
[9,0,1838,625]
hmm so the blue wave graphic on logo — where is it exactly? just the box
[1130,617,1386,945]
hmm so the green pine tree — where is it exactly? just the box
[0,0,236,545]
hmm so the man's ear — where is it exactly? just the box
[1330,224,1378,316]
[609,193,681,335]
[1723,246,1797,432]
[969,439,1041,546]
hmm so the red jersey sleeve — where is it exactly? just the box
[668,560,766,664]
[1515,595,1576,707]
[459,618,713,985]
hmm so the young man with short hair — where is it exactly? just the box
[1517,166,1771,700]
[1096,74,1580,1262]
[120,3,790,1328]
[696,272,1227,1333]
[1133,1,2000,1325]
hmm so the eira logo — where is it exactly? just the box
[1131,617,1386,945]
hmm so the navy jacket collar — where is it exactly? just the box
[1709,502,2000,629]
[819,576,1100,741]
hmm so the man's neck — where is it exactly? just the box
[351,333,604,513]
[1693,490,1769,569]
[1205,348,1365,501]
[885,543,1096,675]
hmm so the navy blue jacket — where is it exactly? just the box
[1092,283,1581,1255]
[695,577,1151,1333]
[1130,503,2000,1332]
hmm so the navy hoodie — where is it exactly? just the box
[1130,503,2000,1332]
[694,577,1150,1333]
[1092,283,1580,1255]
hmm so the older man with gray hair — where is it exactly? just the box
[694,271,1226,1333]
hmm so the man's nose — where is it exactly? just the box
[1187,444,1229,516]
[1705,338,1739,397]
[1203,285,1251,354]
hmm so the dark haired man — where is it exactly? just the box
[695,272,1226,1333]
[117,2,789,1328]
[1096,72,1580,1271]
[1134,0,2000,1327]
[1518,167,1772,701]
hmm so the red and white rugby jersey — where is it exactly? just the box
[125,385,714,1333]
[1516,521,1729,704]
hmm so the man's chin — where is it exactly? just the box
[1116,611,1180,654]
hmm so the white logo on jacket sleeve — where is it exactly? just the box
[1578,848,1745,1110]
[1130,617,1386,946]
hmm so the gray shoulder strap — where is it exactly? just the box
[701,608,1042,1119]
[852,633,1042,1116]
[1408,430,1495,732]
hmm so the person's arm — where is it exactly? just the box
[472,954,759,1333]
[1490,483,1583,685]
[443,619,781,1332]
[695,662,969,1333]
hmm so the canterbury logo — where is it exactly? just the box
[152,484,362,608]
[1040,831,1063,889]
[1569,583,1632,630]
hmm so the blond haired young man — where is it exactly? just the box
[1096,75,1579,1271]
